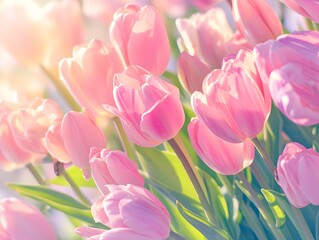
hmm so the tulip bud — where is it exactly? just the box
[254,31,319,126]
[192,49,271,143]
[59,39,124,118]
[188,118,254,175]
[233,0,282,45]
[0,198,57,240]
[177,52,210,93]
[105,65,184,147]
[77,184,171,240]
[281,0,319,23]
[110,4,170,76]
[276,142,319,208]
[61,111,106,174]
[89,148,144,194]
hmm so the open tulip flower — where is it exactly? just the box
[1,1,319,240]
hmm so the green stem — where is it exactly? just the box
[238,172,285,240]
[291,206,314,240]
[306,18,315,31]
[169,230,186,240]
[217,174,234,197]
[26,163,47,185]
[168,134,215,224]
[59,163,91,206]
[39,64,81,111]
[250,162,269,188]
[251,138,276,174]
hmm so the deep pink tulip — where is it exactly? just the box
[177,52,211,93]
[0,198,57,240]
[105,65,184,147]
[281,0,319,23]
[110,4,170,76]
[60,39,124,118]
[89,148,144,194]
[77,184,170,240]
[10,98,62,154]
[192,49,271,143]
[233,0,282,45]
[276,142,319,208]
[188,118,254,175]
[61,111,106,174]
[254,31,319,126]
[176,8,233,69]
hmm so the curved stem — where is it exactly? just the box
[251,138,276,174]
[168,134,215,224]
[291,205,314,240]
[169,230,186,240]
[39,64,81,111]
[238,172,285,240]
[26,163,47,185]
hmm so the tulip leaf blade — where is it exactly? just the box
[261,189,286,228]
[176,201,233,240]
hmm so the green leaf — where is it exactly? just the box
[261,189,286,227]
[8,184,103,228]
[177,201,233,240]
[48,166,96,188]
[316,210,319,240]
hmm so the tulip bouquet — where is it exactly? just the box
[0,0,319,239]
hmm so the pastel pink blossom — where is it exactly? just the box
[176,8,233,69]
[233,0,282,45]
[192,49,271,143]
[61,111,106,174]
[188,117,254,175]
[276,142,319,208]
[281,0,319,23]
[110,4,170,76]
[0,198,57,240]
[89,148,144,194]
[59,39,124,118]
[10,98,62,154]
[77,184,170,240]
[254,31,319,126]
[0,101,44,171]
[226,31,253,55]
[105,65,184,147]
[191,0,221,11]
[177,52,211,93]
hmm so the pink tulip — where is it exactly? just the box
[191,0,221,11]
[176,8,233,69]
[0,198,57,240]
[105,65,184,147]
[61,111,106,174]
[59,39,124,118]
[177,52,211,93]
[42,0,83,72]
[0,0,50,65]
[89,148,144,194]
[232,0,282,45]
[10,98,62,154]
[254,31,319,126]
[192,49,271,143]
[276,142,319,208]
[281,0,319,23]
[188,118,254,175]
[77,184,170,240]
[226,31,253,55]
[110,4,170,76]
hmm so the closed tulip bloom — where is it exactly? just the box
[60,39,124,118]
[176,8,233,69]
[192,49,271,143]
[80,184,170,240]
[254,31,319,126]
[105,65,184,147]
[89,148,144,194]
[10,98,62,154]
[110,5,170,76]
[276,142,319,208]
[0,198,57,240]
[177,52,211,93]
[281,0,319,23]
[233,0,282,45]
[61,111,106,173]
[188,118,254,175]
